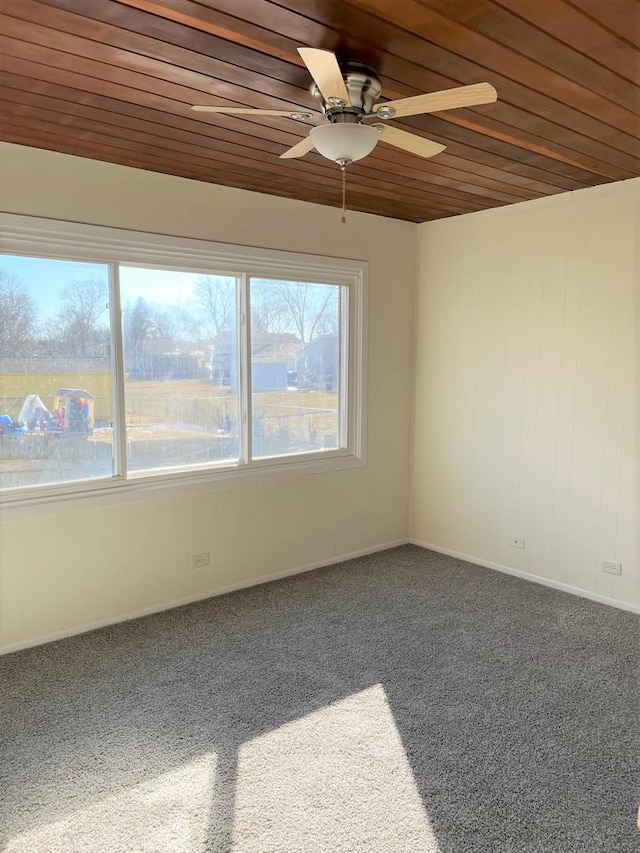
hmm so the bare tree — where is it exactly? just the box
[56,278,109,358]
[273,281,338,344]
[249,280,340,342]
[0,268,38,357]
[123,297,155,371]
[250,284,289,336]
[124,297,154,342]
[195,276,235,340]
[152,305,196,342]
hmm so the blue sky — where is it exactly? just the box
[1,255,109,319]
[1,255,231,321]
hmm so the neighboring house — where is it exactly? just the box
[252,335,301,391]
[211,332,302,391]
[296,335,339,390]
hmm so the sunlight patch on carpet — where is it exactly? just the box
[4,753,216,853]
[233,683,441,852]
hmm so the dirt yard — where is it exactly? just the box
[122,379,339,447]
[1,379,340,488]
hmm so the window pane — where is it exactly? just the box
[0,255,114,490]
[120,268,239,473]
[250,278,341,459]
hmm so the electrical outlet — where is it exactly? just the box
[510,537,525,549]
[601,560,622,576]
[192,552,210,569]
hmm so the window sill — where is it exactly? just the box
[0,450,366,516]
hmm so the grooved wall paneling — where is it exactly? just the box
[411,178,639,607]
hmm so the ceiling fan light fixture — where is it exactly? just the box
[310,123,380,165]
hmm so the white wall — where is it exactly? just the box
[0,143,416,652]
[411,179,639,610]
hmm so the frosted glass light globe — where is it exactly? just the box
[310,123,380,164]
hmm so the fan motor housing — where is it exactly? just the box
[311,62,383,118]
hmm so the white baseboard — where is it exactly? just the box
[0,539,409,656]
[6,538,634,656]
[411,540,640,615]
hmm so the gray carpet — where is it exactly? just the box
[1,545,638,852]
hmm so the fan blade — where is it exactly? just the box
[298,48,351,105]
[378,126,446,159]
[192,106,316,119]
[374,82,497,118]
[279,134,316,159]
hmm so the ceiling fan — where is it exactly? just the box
[192,48,498,168]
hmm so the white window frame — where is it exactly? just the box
[0,213,367,509]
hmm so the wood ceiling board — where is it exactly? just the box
[4,0,317,109]
[0,13,313,113]
[1,73,582,202]
[274,0,639,130]
[1,68,569,199]
[0,68,506,212]
[1,45,615,188]
[364,28,640,146]
[411,110,640,178]
[417,0,638,110]
[7,0,636,141]
[113,0,305,64]
[0,47,586,194]
[0,0,637,222]
[394,113,627,183]
[565,0,640,49]
[490,0,640,83]
[41,0,310,88]
[174,0,640,146]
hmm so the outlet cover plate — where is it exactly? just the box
[510,537,525,549]
[601,560,622,576]
[192,552,211,569]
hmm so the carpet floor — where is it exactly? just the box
[1,545,638,852]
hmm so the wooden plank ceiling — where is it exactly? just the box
[1,0,639,222]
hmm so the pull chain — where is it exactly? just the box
[341,165,347,224]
